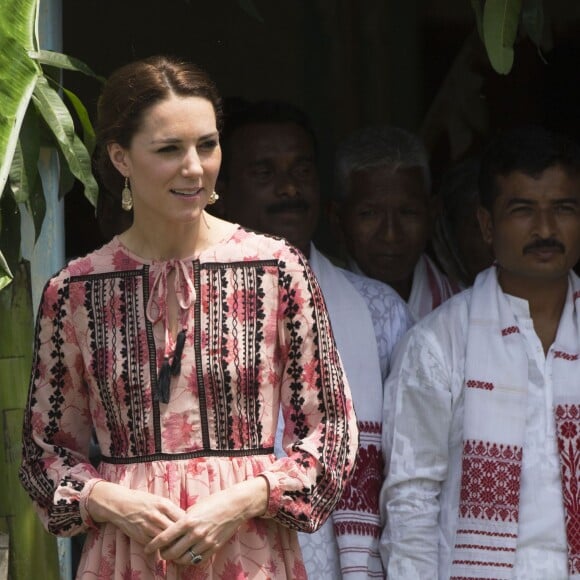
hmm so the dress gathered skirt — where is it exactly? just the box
[84,457,304,579]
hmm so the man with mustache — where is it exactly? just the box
[381,126,580,579]
[218,100,413,579]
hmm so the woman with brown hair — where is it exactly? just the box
[19,55,357,579]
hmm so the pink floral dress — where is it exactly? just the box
[19,227,358,579]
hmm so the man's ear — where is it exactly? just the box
[477,205,494,246]
[107,143,129,177]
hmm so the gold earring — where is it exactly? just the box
[121,177,133,211]
[207,191,219,205]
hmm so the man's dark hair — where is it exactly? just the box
[219,99,317,181]
[478,126,580,211]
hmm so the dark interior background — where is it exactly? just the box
[61,0,580,259]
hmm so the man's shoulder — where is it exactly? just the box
[340,267,401,301]
[410,288,472,343]
[388,289,472,378]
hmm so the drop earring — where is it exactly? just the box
[207,191,219,205]
[121,177,133,211]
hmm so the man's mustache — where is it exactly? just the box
[523,238,565,254]
[266,199,310,214]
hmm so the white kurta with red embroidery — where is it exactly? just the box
[380,285,573,579]
[349,253,459,323]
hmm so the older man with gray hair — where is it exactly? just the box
[333,126,458,321]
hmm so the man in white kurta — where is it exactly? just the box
[381,126,580,580]
[218,100,414,578]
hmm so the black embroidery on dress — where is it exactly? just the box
[48,501,83,535]
[229,265,241,449]
[212,267,230,448]
[279,265,308,441]
[193,260,211,449]
[121,274,149,455]
[253,267,266,446]
[86,278,128,457]
[142,264,163,453]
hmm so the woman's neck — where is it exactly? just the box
[120,212,211,261]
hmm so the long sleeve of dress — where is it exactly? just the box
[379,325,453,579]
[260,250,358,533]
[19,275,102,536]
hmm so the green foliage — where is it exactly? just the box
[0,0,101,288]
[472,0,546,75]
[483,0,523,74]
[521,0,545,52]
[0,262,60,578]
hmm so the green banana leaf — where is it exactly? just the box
[482,0,523,74]
[0,262,59,579]
[521,0,544,49]
[0,186,21,287]
[29,48,105,82]
[0,0,102,285]
[0,1,102,577]
[0,0,39,202]
[31,75,98,207]
[63,87,97,154]
[8,108,40,205]
[0,239,12,292]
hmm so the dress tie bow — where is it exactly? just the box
[146,259,195,403]
[146,259,196,326]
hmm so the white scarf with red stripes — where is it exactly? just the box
[407,253,459,321]
[451,267,580,579]
[309,246,384,578]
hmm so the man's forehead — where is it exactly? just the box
[347,165,429,200]
[495,166,580,196]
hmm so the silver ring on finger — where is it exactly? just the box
[188,548,203,565]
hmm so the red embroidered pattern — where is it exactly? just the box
[334,521,380,536]
[501,325,520,336]
[555,403,580,575]
[458,440,522,523]
[465,380,494,391]
[451,560,513,567]
[451,577,511,580]
[455,529,516,539]
[573,290,580,302]
[554,351,580,361]
[454,544,515,552]
[335,421,382,538]
[357,420,381,435]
